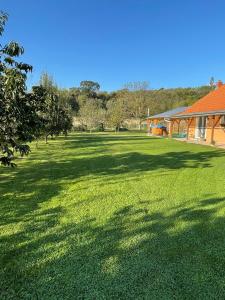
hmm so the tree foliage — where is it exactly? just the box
[0,12,73,167]
[39,73,72,142]
[124,82,150,129]
[80,80,100,93]
[79,99,106,132]
[106,90,130,131]
[0,12,38,166]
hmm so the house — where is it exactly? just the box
[171,81,225,146]
[147,106,189,136]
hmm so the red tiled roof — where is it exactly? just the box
[179,84,225,115]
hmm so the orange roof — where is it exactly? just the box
[179,84,225,116]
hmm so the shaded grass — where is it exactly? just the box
[1,132,225,299]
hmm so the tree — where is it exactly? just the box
[38,82,72,142]
[39,72,56,91]
[0,11,43,166]
[79,99,106,132]
[123,81,149,92]
[124,81,149,130]
[106,91,129,131]
[210,77,215,87]
[80,80,100,93]
[56,106,73,136]
[67,89,80,113]
[38,73,73,142]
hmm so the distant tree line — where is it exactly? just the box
[58,80,213,132]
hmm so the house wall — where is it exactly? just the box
[172,122,179,133]
[205,116,225,144]
[188,119,196,139]
[211,127,225,144]
[187,116,225,145]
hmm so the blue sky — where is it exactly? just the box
[1,0,225,91]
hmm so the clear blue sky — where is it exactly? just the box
[1,0,225,91]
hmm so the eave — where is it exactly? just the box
[172,110,225,119]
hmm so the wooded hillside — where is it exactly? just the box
[57,80,214,130]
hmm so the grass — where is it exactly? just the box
[1,132,225,299]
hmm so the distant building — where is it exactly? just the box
[147,106,189,136]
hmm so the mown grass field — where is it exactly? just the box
[1,132,225,299]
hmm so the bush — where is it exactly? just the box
[119,127,129,132]
[73,125,87,132]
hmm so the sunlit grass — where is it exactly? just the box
[1,132,225,299]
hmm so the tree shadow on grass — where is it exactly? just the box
[1,196,225,298]
[21,149,224,182]
[0,205,64,299]
[0,147,223,227]
[59,134,153,149]
[0,163,63,227]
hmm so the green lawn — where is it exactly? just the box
[1,132,225,299]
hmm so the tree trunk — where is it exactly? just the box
[45,134,49,144]
[100,123,104,131]
[139,119,142,130]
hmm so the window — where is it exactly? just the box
[198,116,206,128]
